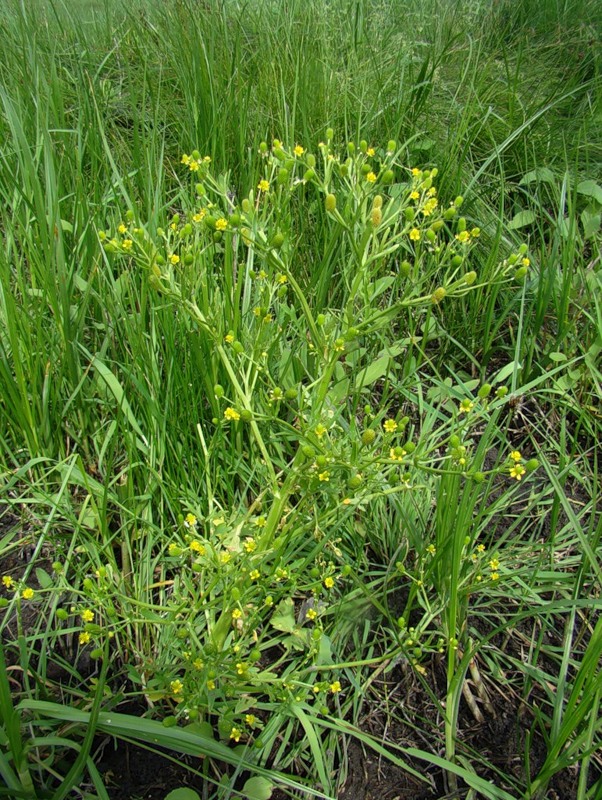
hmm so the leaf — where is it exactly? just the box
[548,352,567,362]
[270,598,296,633]
[164,790,201,800]
[519,167,556,185]
[243,776,274,800]
[577,179,602,205]
[493,361,521,384]
[355,355,393,389]
[508,210,536,229]
[35,568,53,589]
[581,206,601,239]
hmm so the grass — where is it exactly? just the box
[0,0,600,798]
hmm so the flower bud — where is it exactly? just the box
[373,195,383,209]
[525,458,539,472]
[449,435,461,448]
[495,386,508,398]
[472,472,485,483]
[514,266,528,281]
[214,384,224,397]
[304,169,315,181]
[381,169,395,184]
[316,313,326,325]
[400,260,411,277]
[426,228,436,242]
[477,383,492,399]
[241,198,252,214]
[326,128,334,140]
[271,232,285,249]
[307,154,316,167]
[277,168,289,184]
[444,206,457,220]
[457,217,467,232]
[403,441,415,454]
[347,142,355,155]
[451,255,463,267]
[387,140,396,153]
[259,141,268,153]
[302,445,315,459]
[325,194,337,213]
[464,271,477,285]
[454,196,464,207]
[404,207,415,221]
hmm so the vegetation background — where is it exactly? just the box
[0,0,600,798]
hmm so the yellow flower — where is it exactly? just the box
[411,167,421,177]
[190,540,205,554]
[366,147,375,157]
[215,218,228,231]
[81,609,94,622]
[329,680,342,693]
[189,160,200,172]
[390,446,405,461]
[207,679,216,690]
[169,254,180,265]
[476,544,485,553]
[306,608,318,621]
[232,608,242,620]
[324,576,335,589]
[225,333,234,343]
[471,227,481,238]
[421,198,438,216]
[510,464,526,481]
[122,239,133,250]
[224,407,241,421]
[230,727,242,742]
[170,679,184,695]
[2,576,15,589]
[410,191,420,201]
[318,471,330,482]
[409,228,421,241]
[258,179,270,192]
[294,144,305,156]
[117,223,128,234]
[489,558,500,570]
[193,209,207,223]
[383,419,398,433]
[184,513,198,527]
[455,230,471,244]
[245,714,256,726]
[255,516,267,528]
[243,538,257,553]
[459,399,474,413]
[522,257,530,266]
[510,450,522,462]
[21,588,34,600]
[249,569,260,581]
[426,544,436,555]
[315,424,327,438]
[79,632,91,645]
[366,172,377,183]
[491,572,500,581]
[181,154,191,165]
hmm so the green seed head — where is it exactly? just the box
[361,429,376,446]
[325,194,337,213]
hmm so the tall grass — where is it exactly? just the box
[0,0,600,797]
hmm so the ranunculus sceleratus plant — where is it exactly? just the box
[89,132,538,745]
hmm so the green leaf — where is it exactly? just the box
[35,568,53,589]
[581,206,601,239]
[508,210,536,229]
[270,598,296,633]
[164,790,201,800]
[548,352,567,362]
[519,167,556,185]
[355,355,393,389]
[243,777,274,800]
[577,179,602,205]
